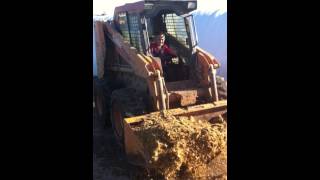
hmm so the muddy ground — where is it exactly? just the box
[93,106,151,180]
[93,105,131,180]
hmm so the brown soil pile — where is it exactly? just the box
[132,111,227,179]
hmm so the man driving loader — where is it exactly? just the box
[150,32,180,81]
[150,32,177,65]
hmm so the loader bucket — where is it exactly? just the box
[123,100,227,166]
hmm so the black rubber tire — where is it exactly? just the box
[93,78,111,127]
[110,88,147,148]
[216,76,227,100]
[216,76,227,122]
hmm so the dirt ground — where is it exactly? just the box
[93,106,151,180]
[93,106,131,180]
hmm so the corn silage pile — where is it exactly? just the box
[131,111,227,179]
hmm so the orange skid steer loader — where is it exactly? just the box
[94,0,227,166]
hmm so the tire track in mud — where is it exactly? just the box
[93,106,131,180]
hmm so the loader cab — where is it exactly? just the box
[146,11,198,55]
[144,11,199,82]
[114,0,198,82]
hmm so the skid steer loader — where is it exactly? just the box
[94,0,227,167]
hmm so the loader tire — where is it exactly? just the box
[217,76,227,100]
[94,77,111,127]
[110,88,147,148]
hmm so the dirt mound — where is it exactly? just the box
[132,111,227,179]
